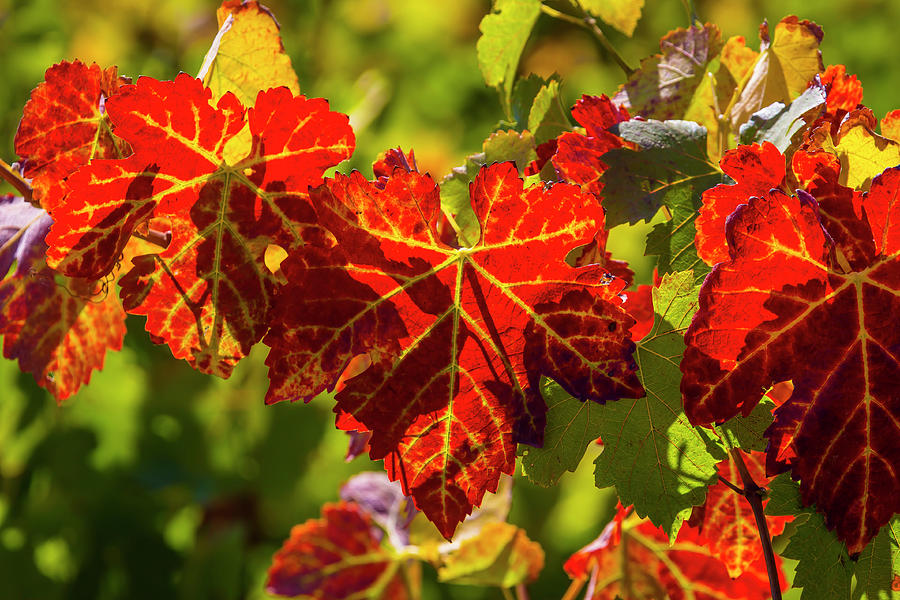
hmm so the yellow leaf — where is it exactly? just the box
[198,0,301,106]
[880,109,900,142]
[834,110,900,190]
[581,0,644,37]
[729,16,824,130]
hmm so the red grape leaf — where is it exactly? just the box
[681,178,900,555]
[819,64,863,114]
[44,74,354,376]
[688,451,791,578]
[266,502,408,599]
[552,94,630,199]
[264,161,643,537]
[0,196,125,400]
[14,60,130,211]
[564,515,783,599]
[696,142,786,266]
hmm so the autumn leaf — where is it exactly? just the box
[831,108,900,190]
[613,24,724,121]
[198,0,301,105]
[552,94,630,201]
[45,74,354,376]
[737,82,826,152]
[266,502,408,600]
[565,514,783,599]
[880,109,900,141]
[688,451,791,578]
[264,161,643,537]
[681,178,900,555]
[14,60,130,211]
[819,64,863,114]
[695,142,786,266]
[437,521,544,587]
[729,16,824,130]
[0,196,126,400]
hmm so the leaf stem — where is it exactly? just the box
[515,583,530,600]
[540,4,634,76]
[729,448,782,600]
[502,587,515,600]
[717,474,744,495]
[560,575,587,600]
[0,159,33,204]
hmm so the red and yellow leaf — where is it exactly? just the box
[681,179,900,554]
[565,515,783,599]
[552,94,630,199]
[0,196,125,400]
[695,142,786,266]
[266,502,408,600]
[14,60,130,211]
[45,74,354,376]
[819,64,863,114]
[264,161,643,537]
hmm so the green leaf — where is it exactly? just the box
[852,518,900,600]
[644,187,711,281]
[483,130,537,172]
[580,0,644,36]
[594,271,724,540]
[527,79,570,144]
[518,379,603,487]
[738,83,827,151]
[440,152,486,246]
[601,120,721,226]
[717,399,775,453]
[476,0,542,114]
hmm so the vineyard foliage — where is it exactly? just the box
[2,0,900,599]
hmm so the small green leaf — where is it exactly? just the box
[476,0,542,114]
[483,130,537,172]
[594,271,724,540]
[527,79,570,144]
[518,379,603,487]
[440,153,486,246]
[718,399,775,452]
[644,187,711,281]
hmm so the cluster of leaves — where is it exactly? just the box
[2,0,900,598]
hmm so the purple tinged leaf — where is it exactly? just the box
[339,472,416,547]
[0,195,52,280]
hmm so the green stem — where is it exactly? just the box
[540,4,634,76]
[502,587,515,600]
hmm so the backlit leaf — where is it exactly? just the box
[565,515,783,599]
[832,109,900,190]
[0,196,125,400]
[594,271,724,539]
[266,502,407,600]
[729,17,824,130]
[14,60,130,211]
[198,0,301,105]
[45,74,353,376]
[517,378,604,487]
[264,161,643,537]
[738,82,826,152]
[476,0,541,113]
[695,142,786,266]
[681,177,900,555]
[437,522,543,587]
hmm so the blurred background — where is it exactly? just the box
[0,0,896,598]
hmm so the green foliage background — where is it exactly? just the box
[0,0,897,598]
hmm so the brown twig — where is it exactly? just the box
[728,448,783,600]
[0,159,33,203]
[132,228,172,249]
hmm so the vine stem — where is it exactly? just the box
[540,4,634,77]
[132,227,172,249]
[728,448,783,600]
[0,159,33,204]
